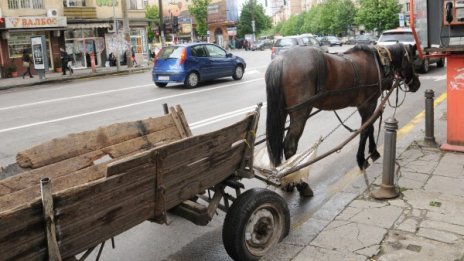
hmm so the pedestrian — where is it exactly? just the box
[131,47,137,65]
[22,50,33,79]
[60,48,73,76]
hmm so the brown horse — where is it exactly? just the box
[265,44,420,195]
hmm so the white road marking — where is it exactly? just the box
[0,78,264,134]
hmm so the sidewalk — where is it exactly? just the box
[264,98,464,260]
[0,65,151,90]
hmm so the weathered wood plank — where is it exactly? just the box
[175,105,192,137]
[170,107,188,138]
[16,115,175,169]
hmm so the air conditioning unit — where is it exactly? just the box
[47,9,58,17]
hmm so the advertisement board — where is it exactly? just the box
[31,36,48,71]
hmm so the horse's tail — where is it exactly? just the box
[265,58,286,166]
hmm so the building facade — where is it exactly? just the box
[0,0,150,78]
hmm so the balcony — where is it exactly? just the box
[64,7,97,19]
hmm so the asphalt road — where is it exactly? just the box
[0,45,447,260]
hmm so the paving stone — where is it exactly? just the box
[417,227,461,244]
[311,220,386,253]
[336,206,363,221]
[400,160,437,174]
[311,192,358,221]
[284,218,330,246]
[387,198,409,209]
[378,230,464,261]
[349,199,388,209]
[420,220,464,235]
[293,245,366,261]
[261,242,303,261]
[348,203,403,229]
[396,217,419,233]
[424,176,464,197]
[355,244,381,257]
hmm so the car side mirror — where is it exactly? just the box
[226,53,232,58]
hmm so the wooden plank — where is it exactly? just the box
[16,115,175,169]
[40,178,62,261]
[155,114,252,169]
[175,105,193,137]
[170,107,188,138]
[0,150,105,197]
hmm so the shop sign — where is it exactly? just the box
[6,16,67,29]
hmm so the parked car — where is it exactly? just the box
[377,28,444,73]
[343,36,357,45]
[251,40,273,51]
[271,35,325,60]
[320,36,342,46]
[355,35,378,45]
[152,43,246,88]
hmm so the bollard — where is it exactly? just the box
[424,89,436,145]
[372,117,399,199]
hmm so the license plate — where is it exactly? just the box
[158,76,169,81]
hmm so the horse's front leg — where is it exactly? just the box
[357,101,378,169]
[367,124,380,162]
[283,108,311,160]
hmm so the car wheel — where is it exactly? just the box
[184,72,199,88]
[233,65,244,80]
[437,58,445,68]
[155,82,168,88]
[420,59,430,73]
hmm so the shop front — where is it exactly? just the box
[0,16,67,78]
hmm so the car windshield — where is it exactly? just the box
[379,32,414,42]
[158,46,184,59]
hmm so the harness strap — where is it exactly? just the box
[333,110,357,132]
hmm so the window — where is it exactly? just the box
[205,45,225,58]
[63,0,86,7]
[191,45,207,57]
[8,0,43,9]
[8,32,50,58]
[129,0,144,9]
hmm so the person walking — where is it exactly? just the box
[131,46,137,66]
[22,51,33,79]
[60,48,73,75]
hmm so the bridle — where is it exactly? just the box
[398,45,417,90]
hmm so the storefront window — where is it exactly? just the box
[65,28,101,69]
[130,28,148,59]
[8,32,50,59]
[8,0,43,9]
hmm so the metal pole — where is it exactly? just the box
[112,0,120,71]
[372,117,399,199]
[424,89,436,145]
[121,0,133,68]
[159,0,166,47]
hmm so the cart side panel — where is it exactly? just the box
[54,155,156,259]
[0,203,47,260]
[153,114,254,215]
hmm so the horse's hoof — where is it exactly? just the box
[281,184,295,192]
[369,151,381,162]
[296,183,314,197]
[362,160,370,169]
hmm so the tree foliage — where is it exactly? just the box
[145,5,159,43]
[355,0,401,33]
[189,0,210,39]
[237,0,272,37]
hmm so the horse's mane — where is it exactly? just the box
[344,43,405,66]
[343,44,372,54]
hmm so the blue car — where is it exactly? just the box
[152,43,246,88]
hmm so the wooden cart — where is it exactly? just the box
[0,103,290,261]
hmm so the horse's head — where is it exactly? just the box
[397,44,421,92]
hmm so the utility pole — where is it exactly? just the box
[251,0,256,42]
[112,0,120,71]
[159,0,166,47]
[121,0,133,67]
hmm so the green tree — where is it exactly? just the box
[145,5,159,43]
[237,0,272,37]
[189,0,210,39]
[356,0,401,33]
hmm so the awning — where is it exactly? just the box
[68,23,111,29]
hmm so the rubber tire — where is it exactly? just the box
[420,59,430,73]
[155,82,167,88]
[184,72,199,88]
[222,188,290,261]
[436,58,445,68]
[232,65,244,80]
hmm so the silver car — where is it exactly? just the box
[271,35,324,60]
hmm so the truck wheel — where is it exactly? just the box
[437,58,445,68]
[420,59,430,73]
[223,188,290,261]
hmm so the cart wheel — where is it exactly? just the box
[222,188,290,261]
